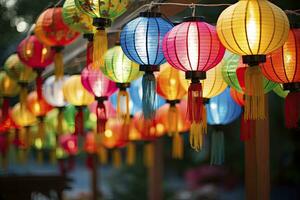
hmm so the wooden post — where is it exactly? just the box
[148,139,163,200]
[245,95,270,200]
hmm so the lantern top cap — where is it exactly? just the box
[139,11,162,18]
[183,16,206,22]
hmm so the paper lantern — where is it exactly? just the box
[0,72,20,119]
[45,108,71,135]
[121,11,173,119]
[230,88,245,107]
[163,18,225,151]
[81,67,117,134]
[216,0,289,120]
[156,100,190,159]
[35,7,80,78]
[206,88,242,165]
[75,0,129,69]
[103,45,142,120]
[60,134,78,155]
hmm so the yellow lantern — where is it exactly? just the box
[216,0,290,120]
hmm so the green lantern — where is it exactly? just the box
[45,109,72,135]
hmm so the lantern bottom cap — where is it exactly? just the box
[93,18,111,28]
[242,55,266,66]
[166,99,180,106]
[116,83,131,90]
[139,65,160,72]
[185,71,206,81]
[283,82,300,92]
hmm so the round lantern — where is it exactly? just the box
[63,75,94,135]
[163,18,225,151]
[206,88,242,165]
[157,63,187,138]
[103,44,142,120]
[216,0,290,120]
[156,100,190,159]
[121,11,173,119]
[35,7,80,78]
[0,72,20,119]
[81,67,117,134]
[230,88,245,107]
[261,28,300,128]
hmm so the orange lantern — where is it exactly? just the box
[35,7,80,79]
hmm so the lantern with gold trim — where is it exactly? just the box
[216,0,290,120]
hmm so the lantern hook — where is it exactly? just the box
[190,4,196,17]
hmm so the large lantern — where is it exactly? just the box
[63,75,94,135]
[103,45,142,120]
[261,28,300,128]
[75,0,129,68]
[121,11,173,119]
[81,67,117,134]
[35,7,80,78]
[3,54,37,106]
[216,0,290,120]
[0,72,20,119]
[206,88,242,165]
[163,18,225,151]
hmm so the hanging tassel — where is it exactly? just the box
[143,142,154,168]
[98,146,108,165]
[244,66,265,120]
[126,142,136,166]
[86,154,94,170]
[58,159,66,175]
[284,91,300,129]
[142,72,156,119]
[54,48,64,80]
[36,73,43,100]
[168,104,178,137]
[17,149,26,164]
[75,107,84,136]
[240,112,254,141]
[37,150,43,164]
[67,156,75,171]
[1,98,9,120]
[50,149,56,164]
[93,29,107,69]
[38,118,45,140]
[1,154,8,171]
[172,133,183,159]
[57,108,64,135]
[117,90,130,123]
[85,34,94,67]
[96,100,107,134]
[210,130,225,165]
[112,149,122,168]
[188,82,203,123]
[19,86,28,108]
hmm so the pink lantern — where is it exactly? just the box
[81,66,117,134]
[162,17,225,151]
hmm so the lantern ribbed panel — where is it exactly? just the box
[163,21,225,72]
[262,29,300,83]
[43,75,69,107]
[103,46,142,83]
[230,88,245,106]
[75,0,128,19]
[120,16,173,66]
[0,72,20,97]
[17,35,55,68]
[81,67,117,97]
[35,7,80,46]
[63,75,94,106]
[216,0,289,55]
[12,103,37,127]
[157,64,187,100]
[207,88,242,125]
[26,91,53,117]
[63,0,94,34]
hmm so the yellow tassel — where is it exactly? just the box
[117,90,130,123]
[18,150,26,164]
[20,87,28,108]
[168,105,178,137]
[38,120,45,141]
[144,143,154,168]
[244,66,265,120]
[93,29,107,69]
[50,149,56,164]
[37,150,43,164]
[113,149,122,168]
[98,146,107,165]
[172,133,183,159]
[126,142,136,166]
[54,52,64,80]
[57,109,64,135]
[202,105,207,134]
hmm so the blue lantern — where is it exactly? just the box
[206,88,242,165]
[120,12,173,119]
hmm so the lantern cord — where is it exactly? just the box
[172,132,183,159]
[126,142,136,166]
[143,142,154,168]
[240,112,254,141]
[19,87,28,109]
[117,90,130,124]
[1,98,9,120]
[86,40,94,67]
[98,146,108,165]
[54,51,64,80]
[284,91,300,129]
[57,108,64,135]
[142,72,156,119]
[244,66,265,120]
[93,29,107,69]
[168,104,178,137]
[96,100,107,134]
[147,2,232,9]
[113,149,122,168]
[36,74,43,100]
[75,107,84,136]
[210,130,224,165]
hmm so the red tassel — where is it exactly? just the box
[240,112,254,141]
[188,82,203,123]
[1,98,9,120]
[58,159,66,175]
[285,92,300,129]
[86,154,94,170]
[75,107,84,136]
[36,74,43,100]
[96,100,107,134]
[86,40,93,67]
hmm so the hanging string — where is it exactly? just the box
[96,98,107,134]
